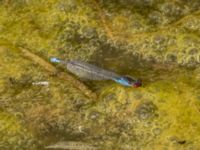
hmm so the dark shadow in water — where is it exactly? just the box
[84,40,196,91]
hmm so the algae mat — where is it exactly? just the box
[0,0,200,150]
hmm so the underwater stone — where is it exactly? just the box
[135,101,157,120]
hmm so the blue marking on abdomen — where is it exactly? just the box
[50,57,61,63]
[113,77,130,86]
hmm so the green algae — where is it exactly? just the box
[0,0,200,150]
[0,0,200,66]
[0,111,40,150]
[91,71,200,149]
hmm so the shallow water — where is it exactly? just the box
[0,1,200,150]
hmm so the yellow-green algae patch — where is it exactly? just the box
[0,111,40,150]
[0,44,95,147]
[0,0,200,66]
[88,72,200,149]
[0,44,200,149]
[0,0,200,150]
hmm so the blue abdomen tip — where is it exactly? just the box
[50,57,61,63]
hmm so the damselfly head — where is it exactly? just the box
[132,79,142,88]
[123,76,142,88]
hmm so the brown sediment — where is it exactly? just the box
[20,47,97,99]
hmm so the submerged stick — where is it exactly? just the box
[92,0,115,40]
[20,47,97,99]
[45,141,97,150]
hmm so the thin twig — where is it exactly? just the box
[20,47,97,99]
[92,0,115,40]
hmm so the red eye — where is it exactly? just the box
[133,81,142,88]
